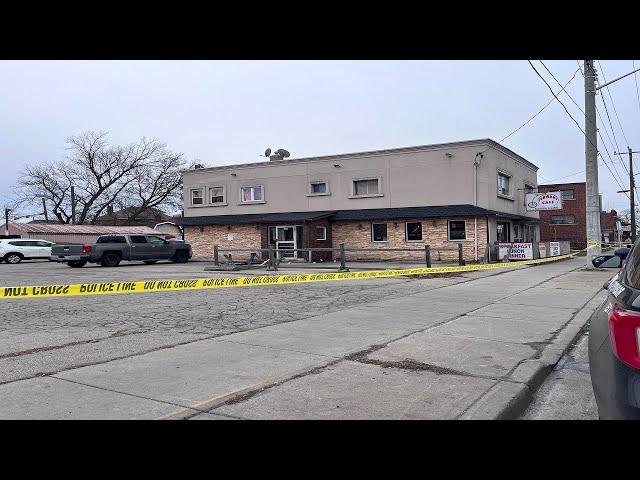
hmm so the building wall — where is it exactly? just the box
[183,224,261,260]
[183,140,539,222]
[331,216,486,262]
[538,183,587,249]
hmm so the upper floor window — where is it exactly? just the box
[210,186,225,204]
[524,184,535,193]
[551,215,576,224]
[191,188,204,205]
[353,178,380,197]
[309,181,328,195]
[561,189,574,200]
[497,172,511,197]
[241,185,263,203]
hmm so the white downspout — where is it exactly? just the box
[474,153,482,262]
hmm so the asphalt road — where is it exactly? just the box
[0,259,467,386]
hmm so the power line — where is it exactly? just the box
[539,60,627,190]
[633,59,640,124]
[528,60,629,195]
[597,60,631,148]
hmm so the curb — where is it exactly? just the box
[461,288,608,420]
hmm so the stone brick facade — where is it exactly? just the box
[332,216,487,262]
[183,224,261,260]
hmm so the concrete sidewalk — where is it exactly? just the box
[0,257,612,419]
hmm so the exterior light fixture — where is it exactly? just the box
[393,222,398,228]
[230,173,237,176]
[199,226,204,232]
[333,164,341,168]
[357,224,362,230]
[227,225,231,231]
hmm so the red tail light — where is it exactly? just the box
[82,245,92,253]
[608,305,640,370]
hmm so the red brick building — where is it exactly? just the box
[538,182,586,250]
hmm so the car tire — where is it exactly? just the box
[68,260,88,268]
[4,253,23,264]
[172,251,189,264]
[100,253,121,267]
[143,260,158,265]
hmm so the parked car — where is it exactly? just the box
[0,239,54,264]
[589,240,640,419]
[50,234,192,267]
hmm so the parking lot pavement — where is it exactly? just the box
[0,256,613,419]
[521,330,598,420]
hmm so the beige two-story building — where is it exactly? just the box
[180,139,540,262]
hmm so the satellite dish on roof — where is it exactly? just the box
[276,149,290,158]
[264,148,272,157]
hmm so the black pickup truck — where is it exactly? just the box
[50,234,192,267]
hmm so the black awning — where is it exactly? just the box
[179,211,335,226]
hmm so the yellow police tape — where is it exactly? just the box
[0,253,578,301]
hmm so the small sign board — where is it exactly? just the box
[509,243,534,260]
[227,233,234,241]
[550,241,560,256]
[526,191,563,211]
[539,243,547,258]
[498,243,511,260]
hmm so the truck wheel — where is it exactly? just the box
[172,251,189,264]
[68,260,87,268]
[4,253,23,264]
[143,260,158,265]
[101,253,121,267]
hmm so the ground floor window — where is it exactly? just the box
[372,223,388,242]
[497,221,510,243]
[525,225,536,242]
[514,224,524,242]
[316,226,327,241]
[448,220,466,240]
[405,222,422,241]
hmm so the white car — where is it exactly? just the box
[0,239,55,264]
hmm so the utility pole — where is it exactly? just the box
[70,186,76,225]
[615,148,640,243]
[630,147,636,243]
[4,208,10,236]
[584,60,601,268]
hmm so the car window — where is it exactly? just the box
[599,256,621,268]
[130,236,147,244]
[623,243,640,288]
[35,241,52,247]
[97,236,127,244]
[8,241,28,246]
[147,236,166,245]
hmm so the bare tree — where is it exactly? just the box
[15,131,189,224]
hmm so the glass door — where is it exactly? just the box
[275,226,297,259]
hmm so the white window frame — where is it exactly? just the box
[497,170,513,199]
[308,181,330,197]
[405,221,423,242]
[447,220,467,241]
[191,188,204,206]
[316,226,327,241]
[240,185,265,204]
[371,223,388,242]
[209,185,226,205]
[350,177,383,198]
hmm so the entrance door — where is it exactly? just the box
[497,221,511,243]
[275,226,297,259]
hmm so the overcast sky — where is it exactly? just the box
[1,60,639,214]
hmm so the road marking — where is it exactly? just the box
[0,253,577,300]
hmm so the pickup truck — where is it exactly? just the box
[50,234,192,267]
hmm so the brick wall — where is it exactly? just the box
[538,183,586,250]
[183,224,261,260]
[332,216,486,262]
